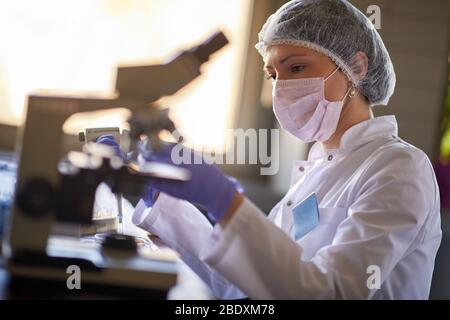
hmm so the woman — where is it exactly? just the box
[130,0,442,299]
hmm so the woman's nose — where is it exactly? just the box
[275,71,289,81]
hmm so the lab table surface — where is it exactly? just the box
[0,236,213,300]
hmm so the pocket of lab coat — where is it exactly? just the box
[296,207,347,261]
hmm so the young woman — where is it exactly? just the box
[126,0,441,299]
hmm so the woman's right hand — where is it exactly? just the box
[95,135,125,160]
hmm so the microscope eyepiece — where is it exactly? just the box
[190,31,229,64]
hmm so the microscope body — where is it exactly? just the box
[2,32,228,296]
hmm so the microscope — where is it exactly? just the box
[2,32,229,298]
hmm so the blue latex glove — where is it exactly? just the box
[143,174,244,209]
[143,187,160,208]
[95,135,125,160]
[141,142,242,223]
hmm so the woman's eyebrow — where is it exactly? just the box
[264,54,310,69]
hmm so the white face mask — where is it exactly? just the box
[272,67,354,143]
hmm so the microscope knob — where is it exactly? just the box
[16,178,54,218]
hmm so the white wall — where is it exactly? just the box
[353,0,449,159]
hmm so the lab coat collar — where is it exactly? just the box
[307,115,398,162]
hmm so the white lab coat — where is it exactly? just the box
[132,116,442,299]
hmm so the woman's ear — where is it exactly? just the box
[351,51,369,81]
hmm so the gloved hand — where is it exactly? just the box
[140,142,243,223]
[95,135,125,160]
[143,174,244,209]
[143,187,160,208]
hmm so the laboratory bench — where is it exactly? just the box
[0,256,171,299]
[0,235,213,300]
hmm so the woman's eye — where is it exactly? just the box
[291,65,305,73]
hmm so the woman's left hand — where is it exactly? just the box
[141,142,243,223]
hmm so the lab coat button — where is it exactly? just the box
[299,166,305,172]
[287,200,292,206]
[328,155,333,161]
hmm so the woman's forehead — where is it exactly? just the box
[264,44,321,65]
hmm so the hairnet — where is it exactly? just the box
[255,0,396,106]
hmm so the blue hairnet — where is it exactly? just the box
[255,0,396,106]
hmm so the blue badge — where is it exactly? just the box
[291,193,319,240]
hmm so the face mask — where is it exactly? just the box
[272,67,354,143]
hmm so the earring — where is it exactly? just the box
[349,86,356,98]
